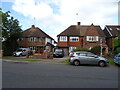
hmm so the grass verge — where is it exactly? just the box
[61,59,70,63]
[108,59,114,64]
[0,58,41,62]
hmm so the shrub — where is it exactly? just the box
[73,47,89,52]
[90,46,101,55]
[114,47,120,54]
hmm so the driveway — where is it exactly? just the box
[2,61,119,88]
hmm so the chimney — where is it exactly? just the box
[77,22,81,26]
[32,25,35,28]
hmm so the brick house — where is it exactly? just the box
[103,25,120,50]
[57,22,108,56]
[18,25,56,53]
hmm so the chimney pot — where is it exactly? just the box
[32,25,35,28]
[77,22,81,25]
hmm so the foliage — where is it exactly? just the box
[113,35,120,54]
[114,47,120,54]
[0,9,22,56]
[62,59,69,63]
[114,35,120,49]
[90,46,101,55]
[73,47,89,52]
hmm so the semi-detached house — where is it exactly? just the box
[18,25,56,53]
[57,22,108,56]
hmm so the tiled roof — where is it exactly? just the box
[22,25,55,41]
[57,24,105,37]
[103,25,120,37]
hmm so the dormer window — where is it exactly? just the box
[109,28,112,30]
[117,28,120,30]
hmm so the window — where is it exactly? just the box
[18,38,23,42]
[117,28,120,30]
[86,36,98,42]
[29,37,37,42]
[29,46,37,50]
[69,47,76,52]
[60,36,67,42]
[109,28,112,30]
[70,37,79,42]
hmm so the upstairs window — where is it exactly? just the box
[18,38,23,42]
[117,28,120,30]
[29,37,37,42]
[60,36,67,42]
[86,36,98,42]
[70,37,79,42]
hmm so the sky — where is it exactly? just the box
[1,0,120,41]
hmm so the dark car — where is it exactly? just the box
[53,49,64,58]
[114,53,120,65]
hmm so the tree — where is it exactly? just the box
[114,35,120,49]
[0,9,22,55]
[114,35,120,54]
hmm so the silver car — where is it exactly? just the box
[69,51,109,67]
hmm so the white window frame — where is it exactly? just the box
[60,36,67,42]
[86,36,98,42]
[69,47,76,52]
[29,37,37,42]
[117,28,120,30]
[70,37,79,42]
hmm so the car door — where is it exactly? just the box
[78,53,88,64]
[86,54,99,65]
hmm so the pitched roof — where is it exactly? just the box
[103,25,120,37]
[57,24,105,37]
[22,25,55,40]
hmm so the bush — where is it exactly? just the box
[114,47,120,54]
[90,46,101,55]
[73,47,89,52]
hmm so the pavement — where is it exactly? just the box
[2,56,119,67]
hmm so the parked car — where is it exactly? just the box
[69,51,109,67]
[13,48,31,57]
[53,49,64,58]
[114,53,120,65]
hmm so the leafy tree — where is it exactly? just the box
[0,9,22,56]
[114,35,120,49]
[114,35,120,54]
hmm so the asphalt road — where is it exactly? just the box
[2,62,119,88]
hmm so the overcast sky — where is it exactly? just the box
[1,0,120,41]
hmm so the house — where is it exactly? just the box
[57,22,108,56]
[18,25,56,53]
[103,25,120,50]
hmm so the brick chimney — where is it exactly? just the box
[77,22,81,25]
[32,25,35,29]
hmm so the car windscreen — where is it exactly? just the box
[55,49,63,52]
[16,49,23,52]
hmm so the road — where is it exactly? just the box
[2,62,119,88]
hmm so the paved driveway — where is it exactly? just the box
[2,62,119,88]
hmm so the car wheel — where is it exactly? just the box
[73,60,80,66]
[19,54,22,57]
[99,61,105,67]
